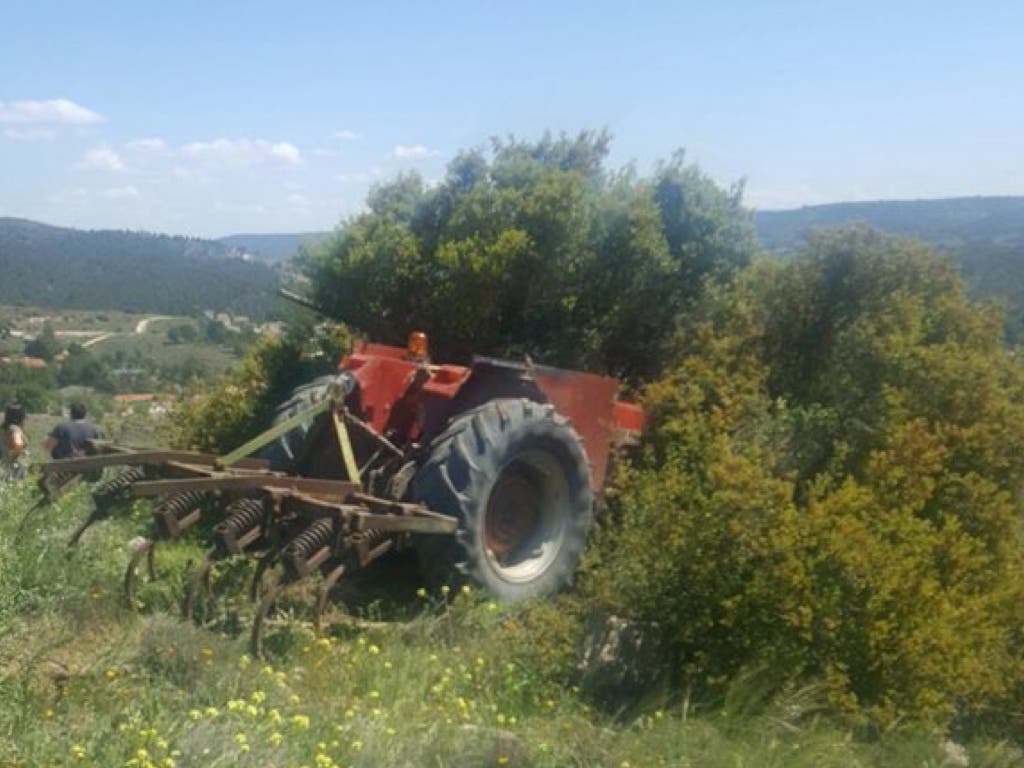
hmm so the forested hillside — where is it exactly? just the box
[0,218,278,317]
[219,231,329,263]
[756,196,1024,336]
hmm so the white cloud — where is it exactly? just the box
[334,129,359,141]
[3,127,56,141]
[269,142,301,163]
[76,147,125,172]
[104,185,139,199]
[393,143,439,159]
[126,137,166,152]
[181,138,302,165]
[0,98,103,125]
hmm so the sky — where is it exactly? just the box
[1,0,1022,238]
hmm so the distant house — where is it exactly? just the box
[0,356,49,369]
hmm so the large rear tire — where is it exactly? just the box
[259,375,336,471]
[413,398,593,601]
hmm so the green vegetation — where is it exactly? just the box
[586,226,1024,728]
[307,132,754,384]
[0,306,246,414]
[755,196,1024,340]
[1,482,1019,767]
[173,320,350,453]
[0,217,278,318]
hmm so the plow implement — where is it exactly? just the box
[41,381,457,656]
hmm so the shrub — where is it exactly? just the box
[585,228,1024,727]
[173,320,351,452]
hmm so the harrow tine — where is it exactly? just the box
[124,537,156,608]
[181,547,217,622]
[313,562,346,635]
[250,571,287,659]
[250,549,281,604]
[181,496,268,624]
[68,508,105,546]
[69,467,147,546]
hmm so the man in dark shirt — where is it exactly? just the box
[46,402,100,459]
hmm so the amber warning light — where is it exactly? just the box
[407,331,428,360]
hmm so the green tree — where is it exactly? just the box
[58,346,114,391]
[166,324,199,344]
[0,363,56,411]
[307,133,754,383]
[585,227,1024,727]
[23,323,61,361]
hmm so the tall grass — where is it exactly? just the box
[0,478,1019,767]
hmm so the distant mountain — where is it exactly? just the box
[0,218,279,318]
[755,196,1024,337]
[219,232,330,264]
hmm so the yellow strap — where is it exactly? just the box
[332,411,361,484]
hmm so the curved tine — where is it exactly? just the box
[313,562,346,636]
[146,541,158,581]
[123,538,154,609]
[67,510,103,547]
[249,549,281,604]
[181,547,217,622]
[250,575,286,659]
[16,499,47,535]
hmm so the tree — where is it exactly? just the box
[0,362,56,411]
[166,324,199,344]
[58,346,114,391]
[307,133,755,383]
[23,323,61,361]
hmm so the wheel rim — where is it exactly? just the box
[483,449,569,583]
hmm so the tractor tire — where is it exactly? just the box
[412,398,593,602]
[259,375,336,472]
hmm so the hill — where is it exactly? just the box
[755,196,1024,335]
[219,231,330,263]
[0,218,279,318]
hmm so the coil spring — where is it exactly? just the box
[93,466,146,507]
[283,518,336,561]
[154,490,206,520]
[42,471,76,497]
[215,497,265,539]
[354,528,389,548]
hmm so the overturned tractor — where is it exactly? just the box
[42,332,643,655]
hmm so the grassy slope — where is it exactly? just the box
[0,481,1020,768]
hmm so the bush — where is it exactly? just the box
[173,320,351,452]
[584,228,1024,728]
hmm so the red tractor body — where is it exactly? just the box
[342,341,643,491]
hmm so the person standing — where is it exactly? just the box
[1,403,29,480]
[46,402,100,460]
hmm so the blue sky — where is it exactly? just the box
[1,0,1021,237]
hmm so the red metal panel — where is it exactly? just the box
[533,367,620,491]
[340,343,644,493]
